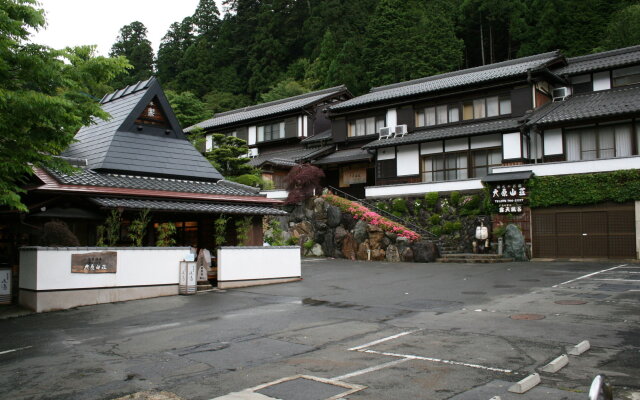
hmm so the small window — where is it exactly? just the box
[416,110,425,127]
[499,97,511,114]
[426,107,436,126]
[571,74,592,94]
[463,102,474,120]
[473,99,486,119]
[448,106,459,123]
[436,105,448,124]
[486,96,499,117]
[613,65,640,87]
[348,116,385,137]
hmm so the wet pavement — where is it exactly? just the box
[0,259,638,399]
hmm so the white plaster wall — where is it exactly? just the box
[544,128,563,155]
[445,138,468,152]
[471,134,501,149]
[491,155,640,176]
[217,247,301,282]
[377,147,395,160]
[503,132,522,159]
[396,144,420,176]
[205,134,213,152]
[297,116,303,137]
[386,108,397,128]
[260,190,288,199]
[248,126,257,145]
[366,179,483,199]
[593,71,611,91]
[303,115,308,137]
[19,248,192,291]
[421,141,443,155]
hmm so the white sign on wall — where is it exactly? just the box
[0,269,11,304]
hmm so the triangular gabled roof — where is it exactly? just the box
[63,77,223,181]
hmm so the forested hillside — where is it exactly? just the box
[109,0,640,126]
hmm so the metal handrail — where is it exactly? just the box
[325,185,436,239]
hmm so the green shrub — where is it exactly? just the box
[492,224,507,238]
[214,215,229,247]
[231,174,262,187]
[449,191,461,207]
[429,214,442,225]
[303,239,315,250]
[376,201,389,211]
[286,237,298,246]
[442,221,462,234]
[264,218,285,246]
[156,222,176,247]
[460,195,482,216]
[430,225,443,237]
[424,192,439,209]
[128,209,150,246]
[391,198,408,214]
[235,216,252,246]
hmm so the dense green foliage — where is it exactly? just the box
[0,0,130,211]
[109,21,154,87]
[128,209,151,247]
[528,170,640,208]
[135,0,639,116]
[205,133,259,177]
[165,90,211,128]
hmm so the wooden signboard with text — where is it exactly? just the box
[491,183,528,214]
[71,251,117,273]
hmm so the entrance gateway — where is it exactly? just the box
[484,171,637,259]
[532,203,636,259]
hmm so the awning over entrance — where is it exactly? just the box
[482,170,534,183]
[90,198,289,216]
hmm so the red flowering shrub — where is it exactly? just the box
[323,193,421,242]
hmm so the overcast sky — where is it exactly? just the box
[31,0,224,56]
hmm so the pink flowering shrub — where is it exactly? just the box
[323,193,421,242]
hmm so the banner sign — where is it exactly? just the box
[71,251,117,273]
[0,269,11,304]
[340,165,367,187]
[491,183,527,214]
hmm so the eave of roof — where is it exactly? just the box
[32,168,283,205]
[330,51,562,112]
[363,118,521,150]
[186,86,349,132]
[91,198,289,216]
[313,148,372,165]
[248,145,334,168]
[527,85,640,127]
[554,45,640,75]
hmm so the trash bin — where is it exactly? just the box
[179,261,197,295]
[0,268,11,304]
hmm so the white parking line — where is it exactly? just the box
[552,264,627,288]
[348,330,418,351]
[362,349,514,374]
[332,358,411,381]
[0,346,32,355]
[593,278,640,282]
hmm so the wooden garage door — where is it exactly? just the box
[532,203,636,259]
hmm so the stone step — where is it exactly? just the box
[436,257,514,263]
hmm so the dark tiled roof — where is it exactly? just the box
[363,118,521,149]
[186,86,348,131]
[527,85,640,126]
[63,77,223,181]
[301,129,332,144]
[313,148,372,165]
[91,198,288,216]
[554,45,640,75]
[330,52,562,111]
[248,145,334,168]
[48,169,261,197]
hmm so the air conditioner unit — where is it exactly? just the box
[552,87,570,102]
[394,124,408,137]
[378,127,392,140]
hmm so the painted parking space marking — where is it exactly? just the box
[0,346,32,355]
[331,358,411,381]
[552,264,627,288]
[348,330,418,351]
[361,349,515,374]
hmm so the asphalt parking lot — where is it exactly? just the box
[0,259,638,400]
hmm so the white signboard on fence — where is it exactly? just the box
[0,269,11,304]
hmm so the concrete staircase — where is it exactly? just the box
[436,253,514,263]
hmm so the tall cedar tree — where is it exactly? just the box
[364,0,463,87]
[0,1,129,210]
[109,21,154,87]
[157,17,195,87]
[285,164,325,204]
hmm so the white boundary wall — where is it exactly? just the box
[217,246,301,289]
[19,247,192,312]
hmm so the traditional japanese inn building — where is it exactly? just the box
[0,77,287,270]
